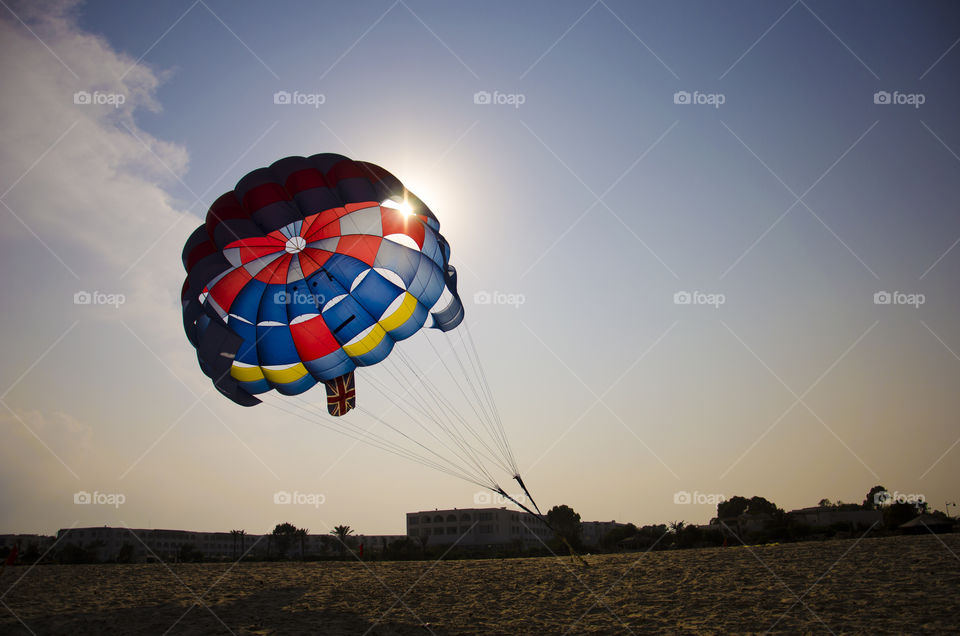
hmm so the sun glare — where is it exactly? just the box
[381,197,415,217]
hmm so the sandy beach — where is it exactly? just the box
[1,533,957,634]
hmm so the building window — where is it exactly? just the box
[479,525,493,534]
[446,514,456,522]
[446,527,457,535]
[433,515,443,523]
[460,513,471,522]
[422,516,431,524]
[409,517,418,525]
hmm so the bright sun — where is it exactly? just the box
[380,197,415,217]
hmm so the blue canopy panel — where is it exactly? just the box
[374,239,422,288]
[351,269,404,319]
[408,255,446,304]
[303,348,354,381]
[321,253,370,292]
[322,293,377,346]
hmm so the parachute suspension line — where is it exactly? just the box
[421,334,514,474]
[494,486,589,567]
[361,370,501,487]
[513,474,543,517]
[443,331,514,471]
[379,354,482,463]
[444,329,498,435]
[421,334,498,439]
[273,396,480,484]
[362,369,469,461]
[271,391,489,486]
[376,355,506,480]
[391,346,514,476]
[459,323,519,473]
[354,405,496,489]
[459,324,510,462]
[258,395,482,485]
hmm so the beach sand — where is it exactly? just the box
[1,533,957,634]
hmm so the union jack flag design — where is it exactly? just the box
[324,371,356,416]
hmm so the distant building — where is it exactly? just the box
[53,527,409,562]
[581,521,627,547]
[406,507,551,547]
[787,507,882,529]
[57,527,267,562]
[898,514,955,535]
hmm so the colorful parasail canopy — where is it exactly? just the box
[181,154,464,415]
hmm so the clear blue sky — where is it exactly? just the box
[1,0,958,535]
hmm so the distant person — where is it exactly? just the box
[1,544,18,574]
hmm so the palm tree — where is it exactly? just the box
[230,530,240,560]
[295,527,308,559]
[330,525,354,555]
[229,530,246,560]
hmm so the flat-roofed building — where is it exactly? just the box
[406,507,551,547]
[581,521,627,547]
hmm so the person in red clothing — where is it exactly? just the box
[1,543,18,574]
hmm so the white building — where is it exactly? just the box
[406,507,551,548]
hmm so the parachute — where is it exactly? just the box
[181,154,464,416]
[180,154,580,560]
